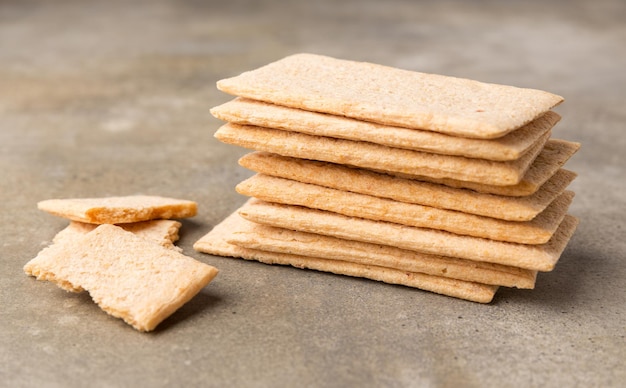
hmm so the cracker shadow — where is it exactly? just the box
[152,290,224,333]
[491,246,600,307]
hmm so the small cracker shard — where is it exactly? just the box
[25,224,218,332]
[37,195,197,224]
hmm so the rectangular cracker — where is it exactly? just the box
[212,97,560,161]
[216,53,563,139]
[238,199,579,272]
[215,123,549,186]
[24,224,219,332]
[236,174,574,244]
[224,213,537,289]
[390,139,580,196]
[193,210,498,303]
[53,220,182,251]
[239,152,577,221]
[37,195,197,224]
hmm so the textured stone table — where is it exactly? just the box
[1,0,624,386]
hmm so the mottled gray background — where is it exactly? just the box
[1,0,624,387]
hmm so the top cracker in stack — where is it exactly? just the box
[196,53,580,303]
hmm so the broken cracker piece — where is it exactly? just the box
[38,195,197,224]
[24,224,218,332]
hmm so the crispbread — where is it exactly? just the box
[238,199,579,271]
[239,152,577,221]
[37,195,197,224]
[236,174,574,244]
[24,224,218,332]
[193,210,498,303]
[390,139,580,196]
[216,53,563,139]
[224,213,537,289]
[53,220,182,251]
[215,123,549,186]
[212,97,560,161]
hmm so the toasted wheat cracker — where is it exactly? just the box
[24,224,218,332]
[53,220,182,251]
[193,211,498,303]
[390,139,580,196]
[38,195,197,224]
[212,98,560,161]
[238,199,579,271]
[224,213,537,289]
[215,123,548,186]
[216,53,562,139]
[236,174,573,244]
[239,152,577,221]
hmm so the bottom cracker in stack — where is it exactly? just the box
[194,198,579,303]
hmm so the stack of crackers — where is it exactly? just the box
[25,196,219,331]
[195,53,580,303]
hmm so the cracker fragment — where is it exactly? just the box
[24,224,218,332]
[212,98,560,161]
[239,152,577,221]
[53,220,182,251]
[215,123,549,186]
[193,210,498,303]
[236,174,573,244]
[216,53,563,139]
[238,199,579,271]
[37,195,197,224]
[224,214,536,289]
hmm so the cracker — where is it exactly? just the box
[24,224,218,332]
[215,123,549,186]
[53,220,182,251]
[216,53,563,139]
[193,210,498,303]
[236,174,573,244]
[390,139,580,196]
[37,195,197,224]
[224,214,537,289]
[212,97,560,161]
[238,199,579,271]
[239,152,577,221]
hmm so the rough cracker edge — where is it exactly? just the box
[236,174,574,244]
[237,199,579,271]
[193,212,497,303]
[212,97,560,161]
[216,53,563,139]
[53,220,183,251]
[215,123,549,186]
[37,195,198,224]
[239,152,577,221]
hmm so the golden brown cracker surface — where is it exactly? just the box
[239,152,577,221]
[217,53,563,139]
[215,123,548,185]
[212,97,560,161]
[238,199,579,271]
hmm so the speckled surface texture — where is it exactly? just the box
[1,0,624,386]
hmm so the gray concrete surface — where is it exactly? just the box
[1,0,624,387]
